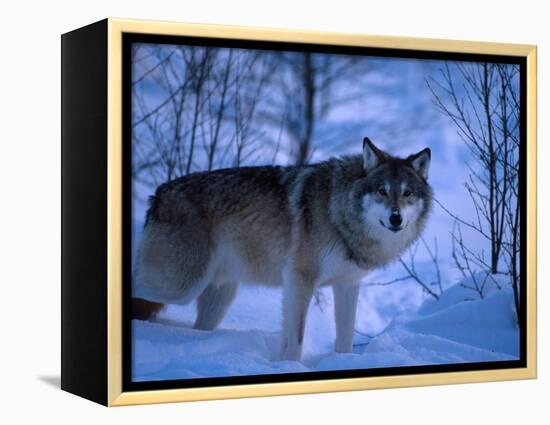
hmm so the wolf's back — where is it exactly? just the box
[145,165,295,226]
[132,165,301,317]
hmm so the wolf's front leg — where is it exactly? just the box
[281,271,315,361]
[332,283,360,353]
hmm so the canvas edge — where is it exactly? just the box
[105,17,538,407]
[61,18,110,406]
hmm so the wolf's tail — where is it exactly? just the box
[131,298,164,321]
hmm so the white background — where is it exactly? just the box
[0,0,546,423]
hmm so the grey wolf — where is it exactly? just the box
[132,137,433,361]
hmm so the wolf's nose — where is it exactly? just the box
[389,211,402,227]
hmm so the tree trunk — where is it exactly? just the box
[296,52,315,165]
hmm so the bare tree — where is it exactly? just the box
[427,62,521,319]
[131,45,277,186]
[451,221,501,300]
[268,52,367,165]
[366,236,443,301]
[231,52,274,166]
[132,45,213,184]
[496,64,521,320]
[202,49,233,171]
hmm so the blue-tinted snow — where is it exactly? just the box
[132,275,519,382]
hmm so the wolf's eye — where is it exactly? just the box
[378,188,388,196]
[403,189,412,197]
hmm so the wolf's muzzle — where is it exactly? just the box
[389,209,403,228]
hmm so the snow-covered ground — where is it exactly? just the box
[132,273,519,382]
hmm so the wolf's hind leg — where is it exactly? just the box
[333,283,360,353]
[193,281,239,331]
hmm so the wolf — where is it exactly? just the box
[132,137,433,361]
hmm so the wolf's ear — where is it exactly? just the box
[362,137,386,171]
[408,148,431,180]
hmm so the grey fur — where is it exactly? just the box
[133,138,433,360]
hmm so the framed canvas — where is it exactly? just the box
[61,18,537,406]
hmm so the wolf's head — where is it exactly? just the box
[359,137,433,238]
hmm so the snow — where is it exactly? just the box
[133,323,307,380]
[132,274,519,382]
[400,276,519,357]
